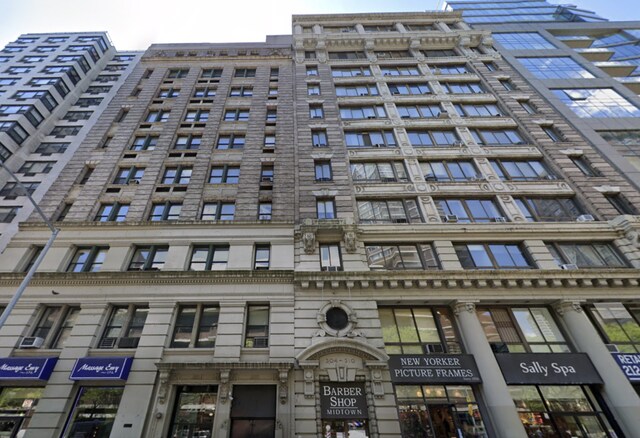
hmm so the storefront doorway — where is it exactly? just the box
[0,387,43,438]
[230,385,276,438]
[321,419,370,438]
[168,385,217,438]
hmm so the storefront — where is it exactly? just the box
[320,381,369,438]
[0,357,57,438]
[61,356,132,438]
[611,352,640,396]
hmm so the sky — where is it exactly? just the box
[0,0,637,51]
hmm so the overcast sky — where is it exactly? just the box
[0,0,635,52]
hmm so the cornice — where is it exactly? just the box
[292,12,463,22]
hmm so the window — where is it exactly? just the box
[13,90,57,110]
[234,68,255,78]
[500,79,516,91]
[20,55,46,63]
[309,104,324,119]
[229,86,253,97]
[223,109,249,121]
[328,51,366,60]
[518,57,594,79]
[546,242,627,269]
[351,162,408,182]
[264,135,275,150]
[553,88,640,118]
[128,245,168,270]
[167,68,189,79]
[18,161,54,175]
[268,87,278,97]
[158,88,179,98]
[74,97,102,108]
[0,78,18,86]
[113,166,144,184]
[454,103,501,117]
[380,66,420,76]
[421,161,480,182]
[331,67,371,77]
[345,130,396,148]
[0,144,11,163]
[4,46,26,53]
[407,130,460,147]
[320,244,342,271]
[305,51,316,59]
[375,50,411,59]
[184,109,209,122]
[340,105,386,120]
[436,198,505,223]
[162,166,192,184]
[36,142,68,154]
[194,87,216,98]
[605,193,639,215]
[56,203,72,221]
[587,303,640,353]
[599,130,640,172]
[366,243,438,270]
[201,68,222,78]
[260,165,274,184]
[491,160,554,181]
[484,61,498,71]
[0,206,19,223]
[379,307,460,354]
[397,104,442,118]
[0,105,44,129]
[145,110,170,123]
[201,202,235,220]
[307,84,320,95]
[22,246,44,273]
[470,129,524,145]
[189,245,229,271]
[387,83,431,95]
[515,197,586,222]
[171,305,220,348]
[455,243,532,269]
[30,305,80,349]
[46,36,67,43]
[62,387,123,438]
[258,202,272,220]
[422,49,457,57]
[0,182,38,197]
[477,307,569,353]
[357,199,422,223]
[520,101,537,114]
[99,305,149,349]
[174,134,201,150]
[131,136,158,151]
[67,246,108,272]
[63,111,92,122]
[441,82,484,94]
[0,121,28,144]
[335,84,379,97]
[216,134,245,149]
[95,203,129,222]
[570,155,601,177]
[254,245,270,270]
[311,130,328,147]
[209,166,239,184]
[5,66,32,74]
[316,198,336,219]
[306,66,318,76]
[78,167,93,185]
[150,203,182,221]
[270,67,279,78]
[314,161,332,181]
[493,32,555,50]
[245,305,269,347]
[432,64,468,74]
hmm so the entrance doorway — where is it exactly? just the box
[230,385,276,438]
[321,420,370,438]
[0,418,22,438]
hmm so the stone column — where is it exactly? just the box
[453,302,526,438]
[554,301,640,437]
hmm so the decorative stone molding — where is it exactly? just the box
[157,369,171,404]
[367,364,386,399]
[219,369,231,404]
[302,365,316,399]
[594,185,621,194]
[343,230,357,253]
[302,231,316,254]
[316,300,361,338]
[553,300,584,316]
[452,301,476,315]
[278,368,289,404]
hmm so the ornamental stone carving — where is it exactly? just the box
[302,232,316,254]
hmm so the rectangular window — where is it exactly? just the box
[387,83,431,95]
[379,307,460,354]
[260,165,274,185]
[0,143,11,163]
[18,161,54,175]
[245,305,269,347]
[201,202,235,220]
[490,160,554,181]
[477,307,569,353]
[331,67,371,77]
[234,68,255,78]
[184,109,209,122]
[62,387,124,438]
[340,105,386,120]
[307,84,320,95]
[454,103,501,117]
[366,243,438,270]
[316,198,336,220]
[174,134,201,150]
[201,68,222,78]
[63,111,92,122]
[0,182,38,197]
[306,66,318,76]
[28,305,80,349]
[422,49,457,57]
[167,68,189,79]
[407,130,460,147]
[223,109,249,121]
[229,86,253,97]
[0,121,29,144]
[515,198,585,222]
[95,203,129,222]
[158,88,180,98]
[380,66,420,76]
[518,57,594,79]
[67,246,108,272]
[0,206,19,223]
[357,199,422,224]
[605,193,639,215]
[436,198,505,223]
[314,161,332,181]
[587,303,640,353]
[345,130,396,148]
[351,162,408,182]
[209,166,240,184]
[432,64,468,74]
[113,166,144,184]
[455,243,532,269]
[335,84,379,97]
[553,88,640,118]
[375,50,411,59]
[171,305,220,348]
[493,32,555,50]
[441,82,484,94]
[311,130,328,147]
[150,203,182,221]
[266,109,277,122]
[309,104,324,119]
[162,166,192,184]
[128,245,168,271]
[216,134,245,149]
[194,87,216,98]
[36,142,69,154]
[397,104,442,119]
[470,129,524,145]
[258,202,272,220]
[190,245,229,271]
[570,155,601,177]
[328,51,366,60]
[546,242,627,269]
[145,110,170,122]
[130,136,158,151]
[254,245,270,270]
[421,161,480,182]
[320,244,342,271]
[99,305,149,349]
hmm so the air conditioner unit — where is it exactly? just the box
[605,344,620,353]
[445,214,459,223]
[438,111,449,119]
[313,143,323,147]
[311,115,323,119]
[128,179,140,185]
[19,337,45,349]
[392,218,408,223]
[453,141,464,147]
[576,214,595,222]
[98,337,117,349]
[425,175,437,181]
[261,177,274,183]
[118,337,140,349]
[323,266,340,272]
[366,115,376,119]
[252,337,269,348]
[493,216,507,222]
[560,263,579,270]
[425,343,445,353]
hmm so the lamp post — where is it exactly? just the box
[0,162,59,329]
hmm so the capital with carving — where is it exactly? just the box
[453,301,476,315]
[219,369,231,404]
[553,300,584,316]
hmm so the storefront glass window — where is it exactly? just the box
[169,385,217,438]
[0,387,43,437]
[62,387,123,438]
[588,303,640,353]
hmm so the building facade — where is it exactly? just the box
[0,10,638,438]
[0,32,142,252]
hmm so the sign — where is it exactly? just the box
[0,357,57,380]
[496,353,602,385]
[388,354,482,384]
[70,357,133,381]
[320,382,368,419]
[611,353,640,382]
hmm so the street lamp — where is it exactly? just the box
[0,161,59,329]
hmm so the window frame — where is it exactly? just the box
[128,245,169,271]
